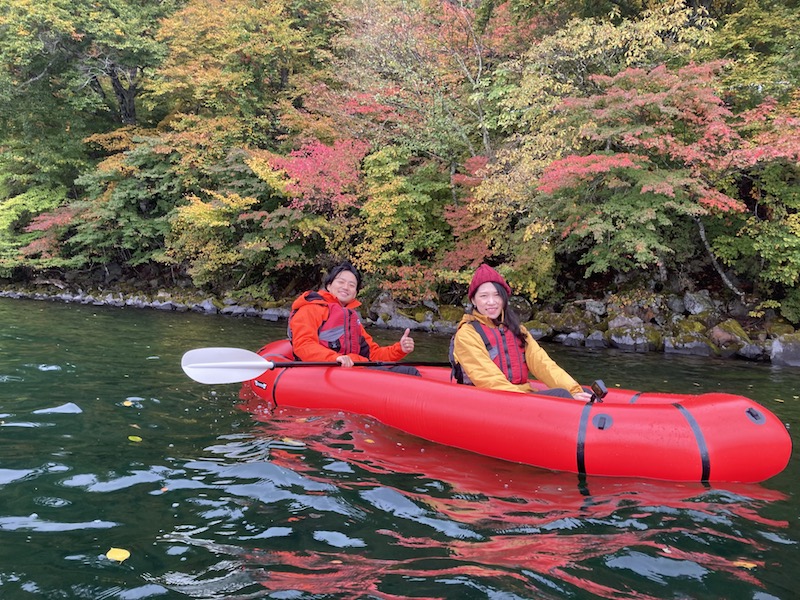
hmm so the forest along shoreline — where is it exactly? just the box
[3,279,799,368]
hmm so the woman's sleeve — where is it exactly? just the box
[453,326,527,393]
[523,330,583,395]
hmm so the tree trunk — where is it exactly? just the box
[694,216,745,299]
[108,66,139,126]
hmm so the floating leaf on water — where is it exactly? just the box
[122,401,133,407]
[774,399,785,403]
[106,547,130,563]
[733,560,757,570]
[128,435,143,442]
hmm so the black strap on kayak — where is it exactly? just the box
[674,403,711,482]
[576,403,593,476]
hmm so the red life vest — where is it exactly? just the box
[288,291,367,357]
[451,321,528,385]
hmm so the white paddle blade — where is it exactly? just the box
[181,347,273,384]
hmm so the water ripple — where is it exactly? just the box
[0,514,116,532]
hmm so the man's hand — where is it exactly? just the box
[336,355,354,368]
[400,328,415,354]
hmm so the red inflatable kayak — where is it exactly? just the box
[239,340,792,483]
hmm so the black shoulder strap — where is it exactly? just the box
[450,320,492,384]
[469,320,492,350]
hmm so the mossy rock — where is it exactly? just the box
[547,308,590,333]
[675,318,706,334]
[438,305,465,323]
[766,321,795,337]
[414,310,433,323]
[524,320,554,339]
[714,318,752,344]
[673,332,721,356]
[643,324,664,351]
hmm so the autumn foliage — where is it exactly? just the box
[2,0,799,321]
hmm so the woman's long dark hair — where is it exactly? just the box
[473,282,527,347]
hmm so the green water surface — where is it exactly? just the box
[0,297,798,599]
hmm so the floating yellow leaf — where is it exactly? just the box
[733,560,757,570]
[128,435,143,442]
[122,400,133,407]
[106,547,130,563]
[774,398,785,403]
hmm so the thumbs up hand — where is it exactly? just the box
[399,328,415,354]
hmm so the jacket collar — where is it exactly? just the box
[460,311,498,328]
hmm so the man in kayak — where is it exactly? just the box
[288,261,420,376]
[451,264,591,399]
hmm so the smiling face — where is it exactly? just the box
[326,270,359,305]
[471,282,505,320]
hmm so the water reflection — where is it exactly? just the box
[145,397,790,599]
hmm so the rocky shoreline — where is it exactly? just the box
[2,282,799,367]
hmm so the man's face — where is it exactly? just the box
[327,270,358,305]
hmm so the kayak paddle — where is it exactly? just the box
[181,347,449,384]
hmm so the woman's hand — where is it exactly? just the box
[336,355,354,368]
[572,391,593,401]
[400,328,415,354]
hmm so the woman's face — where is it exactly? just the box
[472,282,504,320]
[327,270,358,305]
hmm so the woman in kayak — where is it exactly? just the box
[288,261,419,375]
[451,264,591,399]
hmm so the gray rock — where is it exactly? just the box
[431,320,458,334]
[368,291,397,321]
[383,313,425,331]
[737,343,767,361]
[151,300,176,311]
[585,330,609,349]
[583,300,607,317]
[664,334,715,356]
[192,299,218,314]
[608,326,650,352]
[683,290,716,315]
[666,295,685,314]
[771,335,800,367]
[263,307,290,321]
[563,332,586,347]
[607,314,643,330]
[221,305,261,317]
[526,324,553,340]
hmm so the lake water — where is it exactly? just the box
[0,296,798,599]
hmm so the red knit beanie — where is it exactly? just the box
[468,264,511,299]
